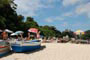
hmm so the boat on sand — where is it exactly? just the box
[0,40,10,57]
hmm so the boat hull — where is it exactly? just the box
[11,42,41,52]
[0,46,10,57]
[11,45,41,52]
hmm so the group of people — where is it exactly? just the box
[25,31,40,40]
[0,29,41,40]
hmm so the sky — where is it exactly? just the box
[14,0,90,32]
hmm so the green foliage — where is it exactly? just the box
[81,30,90,39]
[0,0,11,7]
[0,0,18,31]
[0,16,6,29]
[0,0,61,37]
[39,26,61,37]
[0,0,16,9]
[1,0,90,39]
[24,17,39,29]
[61,29,75,38]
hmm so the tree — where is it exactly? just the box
[39,25,61,38]
[0,0,62,38]
[0,0,18,31]
[0,16,6,29]
[81,30,90,39]
[61,29,75,38]
[24,17,39,30]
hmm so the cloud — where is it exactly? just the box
[14,0,53,17]
[62,12,73,17]
[75,2,90,18]
[45,16,64,23]
[14,0,90,19]
[73,22,90,27]
[45,18,53,23]
[41,0,60,4]
[61,22,68,27]
[62,0,90,18]
[62,0,81,6]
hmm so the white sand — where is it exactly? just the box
[1,43,90,60]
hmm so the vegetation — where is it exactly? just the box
[0,0,61,37]
[0,0,90,39]
[61,29,75,38]
[0,0,18,31]
[81,30,90,40]
[39,26,61,37]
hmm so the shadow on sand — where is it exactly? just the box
[22,45,46,54]
[0,51,14,58]
[0,45,46,58]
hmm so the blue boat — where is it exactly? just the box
[11,41,41,52]
[0,40,10,57]
[28,39,41,42]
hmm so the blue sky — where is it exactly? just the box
[14,0,90,31]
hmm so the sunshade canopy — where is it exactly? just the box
[4,29,13,33]
[28,28,38,33]
[75,30,84,35]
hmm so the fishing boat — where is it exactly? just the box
[10,28,41,52]
[11,40,41,52]
[0,40,10,57]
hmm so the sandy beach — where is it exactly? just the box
[1,43,90,60]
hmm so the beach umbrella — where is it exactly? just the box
[0,29,2,32]
[15,31,24,35]
[4,29,13,33]
[28,28,38,33]
[11,33,18,36]
[75,30,84,35]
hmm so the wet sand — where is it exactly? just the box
[1,43,90,60]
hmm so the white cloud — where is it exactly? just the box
[14,0,53,17]
[62,0,81,6]
[73,22,90,27]
[55,17,64,20]
[14,0,90,19]
[61,22,68,27]
[41,0,60,4]
[62,12,73,17]
[45,16,64,23]
[75,2,90,18]
[62,0,90,18]
[45,18,53,23]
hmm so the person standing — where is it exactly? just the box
[36,31,40,39]
[27,32,30,40]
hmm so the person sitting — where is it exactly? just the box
[26,32,30,40]
[1,31,8,40]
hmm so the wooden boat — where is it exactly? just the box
[11,40,41,52]
[0,40,10,57]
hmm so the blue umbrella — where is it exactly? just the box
[11,33,18,36]
[15,31,24,35]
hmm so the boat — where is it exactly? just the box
[0,40,10,57]
[10,28,41,52]
[10,40,41,52]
